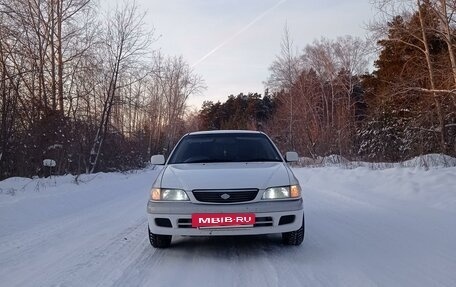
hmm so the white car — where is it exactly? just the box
[147,130,304,248]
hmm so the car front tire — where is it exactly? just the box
[148,227,172,248]
[282,216,305,246]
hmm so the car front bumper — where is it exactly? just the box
[147,199,304,236]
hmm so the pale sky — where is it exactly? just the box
[133,0,376,109]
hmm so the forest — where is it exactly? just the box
[0,0,204,178]
[199,1,456,163]
[1,0,456,179]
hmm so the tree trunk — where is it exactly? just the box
[418,0,447,153]
[57,0,64,113]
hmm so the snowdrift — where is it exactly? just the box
[297,153,456,169]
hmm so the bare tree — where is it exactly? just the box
[0,21,19,177]
[266,24,301,150]
[88,1,152,173]
[149,53,205,153]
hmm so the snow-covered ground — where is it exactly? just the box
[1,165,456,287]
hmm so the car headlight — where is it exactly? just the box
[262,185,301,200]
[151,188,189,201]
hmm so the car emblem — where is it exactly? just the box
[221,193,230,200]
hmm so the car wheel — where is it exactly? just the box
[282,216,305,246]
[148,227,172,248]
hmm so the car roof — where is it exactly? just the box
[187,130,263,136]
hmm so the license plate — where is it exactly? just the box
[192,213,255,228]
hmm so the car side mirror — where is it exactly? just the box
[285,151,299,162]
[151,155,165,165]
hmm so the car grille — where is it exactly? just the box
[192,189,258,203]
[177,217,273,228]
[254,216,273,227]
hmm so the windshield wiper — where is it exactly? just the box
[181,159,233,164]
[241,158,282,162]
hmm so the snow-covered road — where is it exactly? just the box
[1,167,455,287]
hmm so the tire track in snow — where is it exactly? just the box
[115,235,287,287]
[0,189,149,286]
[304,182,456,287]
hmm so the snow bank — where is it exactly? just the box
[401,153,456,168]
[297,153,456,169]
[294,166,456,212]
[0,169,155,203]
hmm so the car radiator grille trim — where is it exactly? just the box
[192,189,259,203]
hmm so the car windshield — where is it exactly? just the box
[168,133,282,164]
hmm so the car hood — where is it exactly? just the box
[159,162,291,190]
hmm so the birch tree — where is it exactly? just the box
[266,25,301,150]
